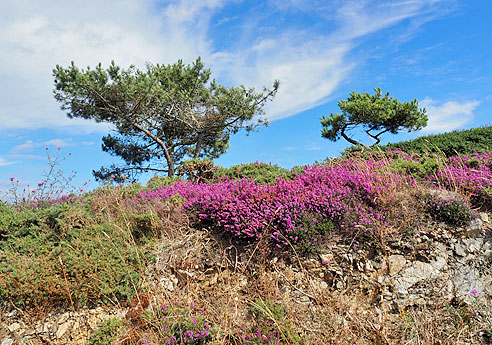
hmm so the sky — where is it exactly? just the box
[1,0,491,198]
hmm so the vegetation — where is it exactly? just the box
[342,125,492,158]
[214,161,297,184]
[381,125,492,157]
[88,317,125,345]
[0,197,152,311]
[321,87,427,148]
[53,58,278,180]
[1,147,491,344]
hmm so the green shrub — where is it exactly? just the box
[215,162,294,184]
[88,317,124,345]
[381,125,492,157]
[390,156,441,179]
[340,125,492,158]
[146,175,181,189]
[0,203,150,310]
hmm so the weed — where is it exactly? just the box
[88,317,125,345]
[238,298,304,345]
[142,301,213,344]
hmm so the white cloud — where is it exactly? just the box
[305,144,321,151]
[334,0,449,40]
[13,138,74,152]
[420,97,480,132]
[0,0,455,131]
[0,157,18,166]
[215,37,353,120]
[0,0,213,131]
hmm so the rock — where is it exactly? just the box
[1,339,13,345]
[479,212,489,223]
[320,253,333,264]
[8,322,21,333]
[452,267,484,304]
[365,261,374,272]
[453,242,466,257]
[320,281,328,289]
[394,261,437,293]
[463,238,483,253]
[159,275,178,291]
[58,312,70,324]
[388,255,406,276]
[467,217,483,234]
[430,255,447,271]
[56,321,72,339]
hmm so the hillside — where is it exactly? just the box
[1,150,491,345]
[370,125,492,157]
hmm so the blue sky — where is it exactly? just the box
[1,0,491,197]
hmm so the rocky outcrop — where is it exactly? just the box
[1,214,491,344]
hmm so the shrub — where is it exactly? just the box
[0,203,149,310]
[430,151,492,204]
[88,317,124,345]
[214,162,294,184]
[381,125,492,157]
[178,159,218,183]
[422,193,474,226]
[135,159,415,251]
[146,175,181,189]
[390,155,441,179]
[143,301,213,344]
[238,298,304,344]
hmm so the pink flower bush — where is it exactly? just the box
[134,159,416,249]
[433,151,492,198]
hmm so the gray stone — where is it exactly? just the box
[479,212,489,223]
[467,217,483,232]
[388,255,406,276]
[1,339,14,345]
[365,261,374,272]
[7,322,21,333]
[430,255,447,271]
[454,242,466,257]
[56,321,72,338]
[463,238,483,253]
[452,267,484,304]
[159,275,178,292]
[394,261,437,293]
